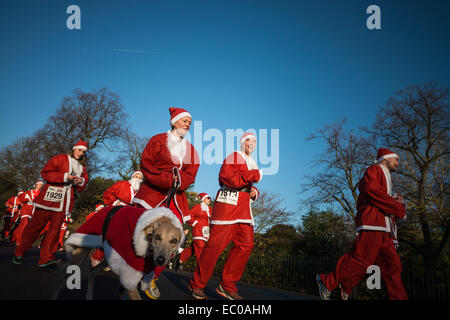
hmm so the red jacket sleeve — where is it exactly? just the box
[219,152,261,189]
[186,204,202,227]
[178,145,200,192]
[40,154,67,184]
[358,166,406,219]
[140,137,173,189]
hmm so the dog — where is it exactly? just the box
[63,206,184,300]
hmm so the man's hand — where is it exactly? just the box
[250,188,257,200]
[393,194,404,203]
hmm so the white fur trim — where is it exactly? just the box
[132,207,185,257]
[376,153,398,163]
[64,233,103,258]
[73,145,87,151]
[237,151,259,170]
[193,236,208,241]
[132,197,153,209]
[239,133,257,145]
[170,111,192,124]
[211,219,254,226]
[103,241,144,291]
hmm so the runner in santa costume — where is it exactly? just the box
[316,148,408,300]
[175,193,212,268]
[10,181,43,246]
[103,171,143,206]
[57,216,73,251]
[86,204,105,221]
[64,206,185,296]
[189,132,262,300]
[90,171,144,267]
[2,191,23,240]
[13,140,89,267]
[131,107,200,299]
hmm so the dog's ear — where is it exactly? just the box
[144,222,156,240]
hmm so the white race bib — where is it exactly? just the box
[202,226,210,238]
[216,189,239,206]
[43,186,65,203]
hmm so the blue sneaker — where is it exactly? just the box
[38,259,57,268]
[12,256,23,265]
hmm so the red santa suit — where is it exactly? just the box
[103,180,137,206]
[10,188,41,245]
[65,206,185,291]
[319,148,408,300]
[15,140,89,265]
[86,204,105,221]
[132,130,199,224]
[132,126,199,280]
[180,197,212,263]
[190,133,262,295]
[2,193,23,239]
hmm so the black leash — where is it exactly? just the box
[101,205,125,241]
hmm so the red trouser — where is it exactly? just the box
[320,231,408,300]
[11,217,30,246]
[180,239,206,263]
[1,216,12,238]
[189,223,254,293]
[14,208,66,265]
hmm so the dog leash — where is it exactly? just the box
[101,205,125,241]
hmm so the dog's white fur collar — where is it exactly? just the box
[133,207,185,257]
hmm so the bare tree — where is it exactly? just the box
[251,191,294,233]
[364,82,449,272]
[301,120,373,220]
[115,130,149,180]
[0,87,130,200]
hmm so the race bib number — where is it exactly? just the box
[202,226,210,238]
[43,186,65,203]
[216,189,239,206]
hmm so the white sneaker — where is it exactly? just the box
[316,274,331,300]
[339,284,349,300]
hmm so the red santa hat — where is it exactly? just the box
[131,171,143,178]
[169,107,192,125]
[197,193,211,201]
[95,204,104,211]
[240,132,257,145]
[35,179,44,186]
[73,139,88,151]
[376,148,399,163]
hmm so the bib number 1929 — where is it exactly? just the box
[43,186,65,203]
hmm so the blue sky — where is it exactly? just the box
[1,0,449,225]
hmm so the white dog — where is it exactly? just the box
[64,206,185,300]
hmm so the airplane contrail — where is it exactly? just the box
[113,48,162,54]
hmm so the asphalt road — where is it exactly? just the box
[0,241,317,300]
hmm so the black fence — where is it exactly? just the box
[183,251,449,300]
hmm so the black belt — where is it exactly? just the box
[220,186,251,193]
[102,206,124,241]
